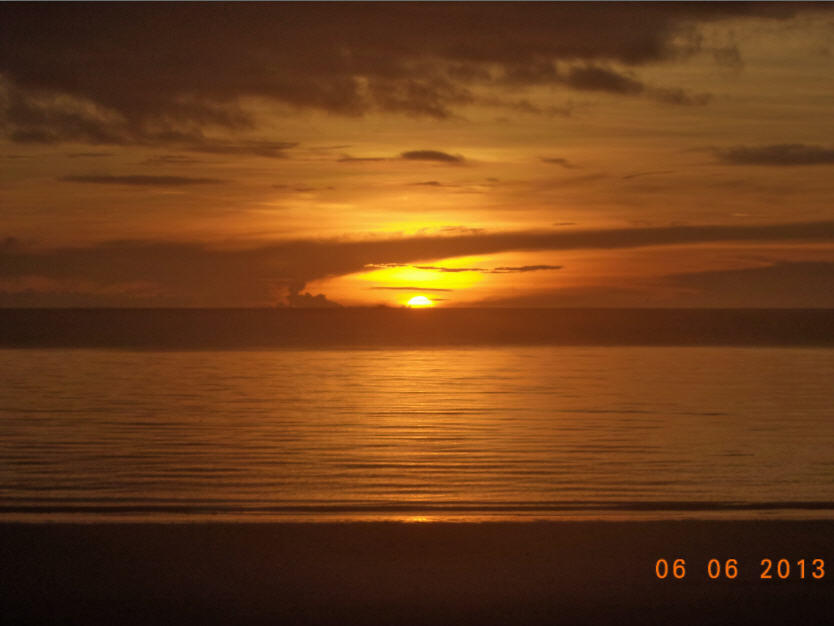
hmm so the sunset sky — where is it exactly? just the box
[2,2,833,308]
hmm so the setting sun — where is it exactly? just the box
[407,296,434,308]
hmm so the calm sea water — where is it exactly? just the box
[2,346,833,522]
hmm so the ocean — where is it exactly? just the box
[3,338,833,522]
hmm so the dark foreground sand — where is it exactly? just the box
[2,521,831,625]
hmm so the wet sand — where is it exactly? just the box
[2,521,831,625]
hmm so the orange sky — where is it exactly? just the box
[2,3,833,307]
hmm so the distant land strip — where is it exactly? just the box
[3,500,834,515]
[0,308,832,349]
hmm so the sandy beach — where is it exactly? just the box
[2,521,831,625]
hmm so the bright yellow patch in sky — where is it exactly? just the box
[407,296,433,307]
[357,264,483,290]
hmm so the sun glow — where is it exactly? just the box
[407,295,434,308]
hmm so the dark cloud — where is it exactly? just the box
[648,86,711,105]
[309,144,352,151]
[1,237,20,251]
[272,184,331,193]
[502,60,560,85]
[0,80,297,154]
[1,3,819,145]
[491,265,563,273]
[284,284,341,308]
[2,221,832,307]
[540,157,577,168]
[559,66,710,105]
[464,261,834,308]
[338,151,466,164]
[414,264,563,274]
[400,150,464,163]
[664,261,834,307]
[367,76,474,118]
[563,66,644,95]
[371,286,453,292]
[59,175,226,186]
[713,44,744,69]
[67,152,115,158]
[363,263,409,270]
[716,144,834,166]
[142,155,205,165]
[414,265,482,273]
[1,81,132,144]
[462,285,657,308]
[484,97,576,118]
[622,170,675,180]
[186,140,295,158]
[409,181,467,190]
